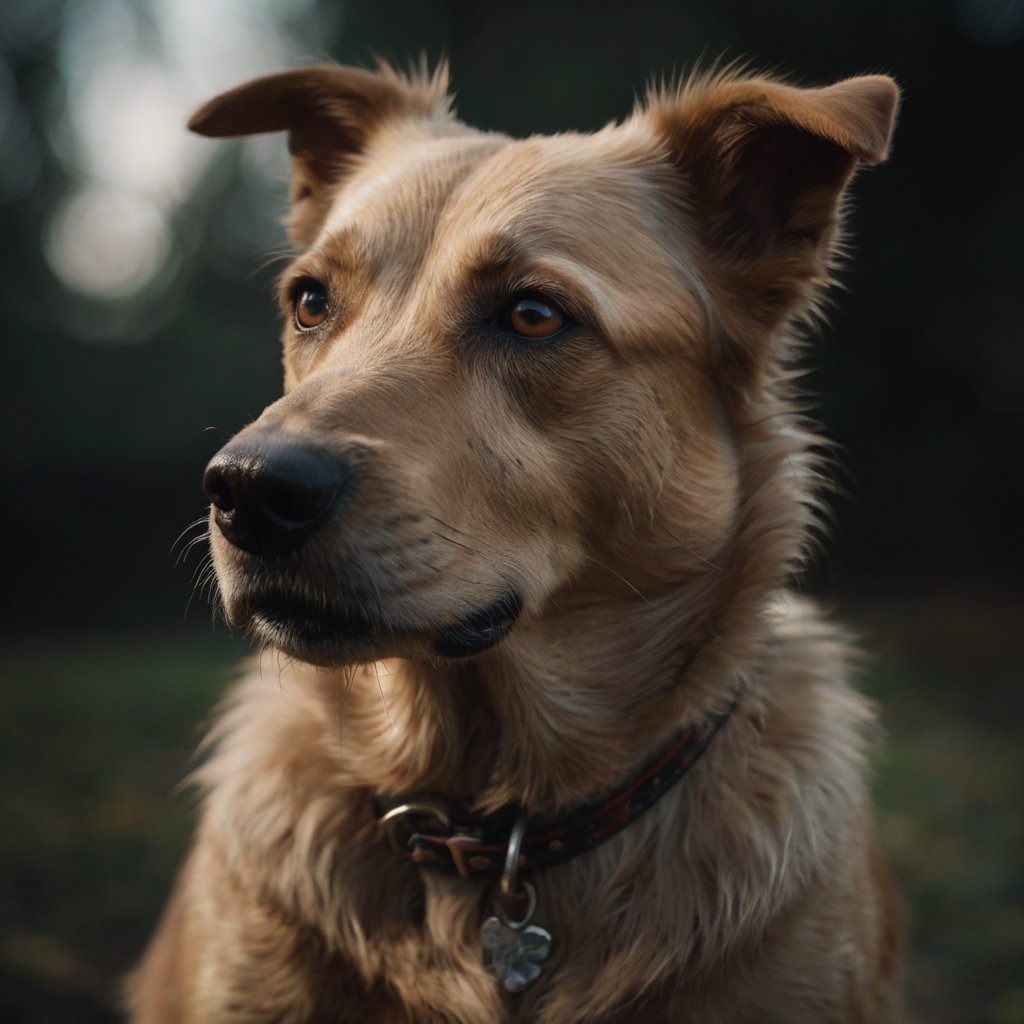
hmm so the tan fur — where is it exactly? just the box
[130,63,904,1022]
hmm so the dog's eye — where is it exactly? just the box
[502,295,569,341]
[293,280,329,331]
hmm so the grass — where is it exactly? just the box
[0,629,247,1023]
[0,598,1021,1022]
[856,596,1024,1024]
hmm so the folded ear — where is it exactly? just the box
[641,70,899,377]
[188,63,453,244]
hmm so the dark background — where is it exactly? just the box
[1,1,1022,1021]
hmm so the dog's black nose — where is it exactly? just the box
[203,440,350,558]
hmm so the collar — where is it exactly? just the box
[374,697,736,879]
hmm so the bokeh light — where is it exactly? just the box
[46,183,171,299]
[43,0,319,316]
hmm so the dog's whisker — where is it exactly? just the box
[540,539,653,608]
[424,513,470,537]
[662,526,725,573]
[372,661,392,726]
[425,527,522,597]
[406,546,494,591]
[183,553,216,622]
[191,559,217,596]
[170,515,211,562]
[579,553,651,606]
[188,540,216,581]
[257,243,303,278]
[338,664,359,762]
[429,530,478,557]
[180,532,212,569]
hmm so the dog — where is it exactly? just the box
[129,62,904,1022]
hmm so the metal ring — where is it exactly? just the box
[499,813,528,898]
[377,800,452,854]
[496,878,537,930]
[378,800,452,830]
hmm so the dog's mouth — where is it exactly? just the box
[431,591,523,658]
[245,591,375,661]
[236,588,523,664]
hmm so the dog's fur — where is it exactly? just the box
[130,63,904,1022]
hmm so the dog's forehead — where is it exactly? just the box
[442,128,668,233]
[323,132,505,235]
[437,132,686,281]
[316,123,690,310]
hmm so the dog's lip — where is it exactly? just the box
[233,588,523,664]
[432,591,523,659]
[240,590,376,651]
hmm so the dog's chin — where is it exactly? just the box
[242,592,378,666]
[230,589,524,667]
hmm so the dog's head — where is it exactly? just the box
[191,63,897,667]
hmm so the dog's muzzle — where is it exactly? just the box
[203,434,524,662]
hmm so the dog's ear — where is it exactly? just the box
[641,70,899,378]
[188,64,452,245]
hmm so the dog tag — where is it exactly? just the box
[480,878,552,992]
[480,916,552,993]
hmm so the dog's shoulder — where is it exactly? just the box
[759,590,877,776]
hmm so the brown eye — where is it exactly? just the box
[293,280,329,330]
[505,295,568,340]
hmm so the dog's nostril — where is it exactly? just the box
[202,465,237,514]
[202,440,352,558]
[263,475,336,527]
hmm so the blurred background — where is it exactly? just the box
[1,0,1021,1020]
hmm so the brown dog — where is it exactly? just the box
[129,63,903,1022]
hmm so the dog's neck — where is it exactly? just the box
[303,572,763,815]
[461,589,724,811]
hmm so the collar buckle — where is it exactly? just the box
[377,798,502,877]
[378,798,453,856]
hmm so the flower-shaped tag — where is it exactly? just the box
[481,916,553,993]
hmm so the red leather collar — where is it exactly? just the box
[375,697,736,879]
